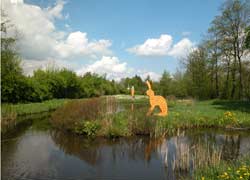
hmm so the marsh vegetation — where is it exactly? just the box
[50,96,250,139]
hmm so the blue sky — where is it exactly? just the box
[5,0,223,80]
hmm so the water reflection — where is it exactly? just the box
[2,120,250,180]
[51,130,103,166]
[156,130,249,179]
[50,129,250,179]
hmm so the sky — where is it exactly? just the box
[3,0,223,81]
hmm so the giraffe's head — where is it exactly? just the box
[146,81,155,97]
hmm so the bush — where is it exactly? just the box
[218,111,238,127]
[74,121,101,137]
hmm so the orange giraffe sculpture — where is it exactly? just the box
[146,80,168,116]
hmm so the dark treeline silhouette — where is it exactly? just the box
[1,0,250,103]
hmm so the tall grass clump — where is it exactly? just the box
[51,97,117,136]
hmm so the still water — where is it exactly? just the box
[2,116,250,180]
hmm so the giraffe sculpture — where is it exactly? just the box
[146,80,168,116]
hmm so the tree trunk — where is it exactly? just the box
[238,56,243,99]
[210,61,214,98]
[215,56,219,97]
[225,60,230,98]
[231,52,237,99]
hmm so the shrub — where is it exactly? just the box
[218,111,238,127]
[74,121,101,137]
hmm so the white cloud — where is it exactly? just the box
[181,31,191,36]
[21,59,77,76]
[127,34,195,58]
[139,71,161,81]
[46,0,65,20]
[127,34,172,56]
[76,56,161,81]
[55,31,112,59]
[21,55,161,81]
[168,38,194,58]
[2,0,112,61]
[65,23,70,29]
[10,0,23,4]
[77,56,129,81]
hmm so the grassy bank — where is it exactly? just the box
[2,99,67,116]
[1,99,67,132]
[163,99,250,131]
[194,155,250,180]
[50,96,250,138]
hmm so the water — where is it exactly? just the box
[2,116,250,180]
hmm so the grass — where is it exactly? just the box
[194,155,250,180]
[164,99,250,130]
[2,99,67,117]
[1,99,67,133]
[50,96,250,138]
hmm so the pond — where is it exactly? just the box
[2,115,250,180]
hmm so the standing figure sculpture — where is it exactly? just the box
[131,86,135,99]
[146,80,168,116]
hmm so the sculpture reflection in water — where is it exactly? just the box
[50,129,248,179]
[146,80,168,116]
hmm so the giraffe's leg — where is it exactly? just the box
[157,104,168,116]
[147,106,155,116]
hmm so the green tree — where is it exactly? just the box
[120,75,146,95]
[185,46,210,99]
[159,71,172,97]
[1,13,28,103]
[216,0,250,98]
[171,70,188,98]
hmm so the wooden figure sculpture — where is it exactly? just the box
[146,80,168,116]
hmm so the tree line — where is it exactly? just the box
[1,0,250,103]
[183,0,250,100]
